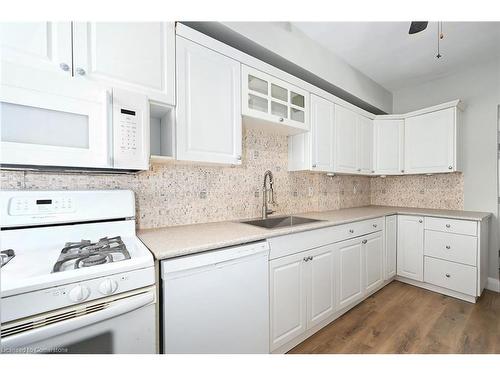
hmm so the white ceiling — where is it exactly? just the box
[292,22,500,92]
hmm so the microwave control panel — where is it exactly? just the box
[112,88,149,170]
[118,108,138,155]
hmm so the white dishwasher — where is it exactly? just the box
[161,241,270,354]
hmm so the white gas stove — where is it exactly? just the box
[0,190,156,354]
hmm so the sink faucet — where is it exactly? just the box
[262,170,277,219]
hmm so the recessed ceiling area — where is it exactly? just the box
[292,22,500,92]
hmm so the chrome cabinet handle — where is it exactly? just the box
[362,239,367,244]
[278,117,284,122]
[303,256,313,262]
[371,170,375,173]
[76,67,86,76]
[349,229,354,234]
[418,220,423,223]
[445,245,451,249]
[401,169,405,173]
[448,166,453,170]
[446,224,451,228]
[357,168,361,172]
[312,164,317,168]
[236,155,242,160]
[445,273,451,278]
[59,63,70,72]
[373,224,378,228]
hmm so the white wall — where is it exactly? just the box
[221,22,393,114]
[393,58,500,284]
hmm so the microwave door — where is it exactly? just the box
[0,85,110,169]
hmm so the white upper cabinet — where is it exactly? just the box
[176,36,242,165]
[310,95,335,172]
[357,115,374,174]
[1,22,175,105]
[404,107,459,174]
[0,22,72,77]
[333,104,374,175]
[242,65,309,135]
[397,215,424,282]
[288,94,334,172]
[374,119,404,175]
[333,104,358,173]
[73,22,175,105]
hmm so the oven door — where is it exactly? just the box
[0,287,156,354]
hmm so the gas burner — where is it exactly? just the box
[52,236,131,273]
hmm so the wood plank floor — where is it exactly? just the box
[289,281,500,354]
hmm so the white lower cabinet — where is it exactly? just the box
[335,231,383,310]
[307,245,336,328]
[397,215,424,281]
[384,215,397,279]
[335,237,364,310]
[269,252,307,351]
[364,232,384,294]
[269,244,335,351]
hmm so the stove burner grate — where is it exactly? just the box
[52,236,130,273]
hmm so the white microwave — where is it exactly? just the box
[0,71,150,172]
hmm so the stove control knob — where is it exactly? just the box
[69,285,90,302]
[98,279,118,296]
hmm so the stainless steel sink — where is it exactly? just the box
[241,215,322,229]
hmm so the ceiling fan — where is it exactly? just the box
[408,21,445,58]
[408,21,429,34]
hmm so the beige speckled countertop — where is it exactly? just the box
[138,205,491,260]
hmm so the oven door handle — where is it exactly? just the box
[2,290,155,349]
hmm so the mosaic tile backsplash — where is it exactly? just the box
[1,128,372,229]
[370,173,464,210]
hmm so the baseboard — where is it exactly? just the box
[486,277,500,292]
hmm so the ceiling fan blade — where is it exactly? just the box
[409,21,429,34]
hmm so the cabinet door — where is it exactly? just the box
[384,215,397,280]
[176,36,242,165]
[307,244,336,329]
[0,22,72,76]
[357,115,374,174]
[310,94,335,172]
[269,253,307,351]
[242,65,309,133]
[334,104,358,173]
[404,108,455,174]
[374,119,404,175]
[364,232,384,294]
[73,22,175,104]
[335,237,364,310]
[397,215,424,281]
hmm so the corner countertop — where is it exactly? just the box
[138,205,491,261]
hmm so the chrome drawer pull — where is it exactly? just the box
[445,273,451,278]
[445,245,451,249]
[445,224,451,228]
[362,239,368,244]
[372,224,378,228]
[349,229,354,234]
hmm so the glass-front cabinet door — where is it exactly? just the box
[242,65,309,134]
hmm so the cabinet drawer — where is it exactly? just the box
[424,230,477,266]
[424,256,477,296]
[339,218,384,240]
[268,217,383,260]
[424,217,477,236]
